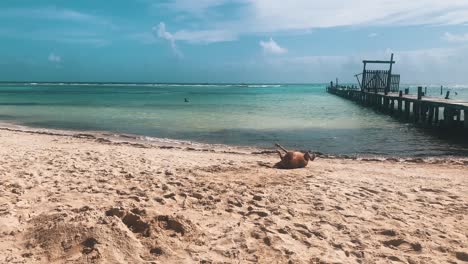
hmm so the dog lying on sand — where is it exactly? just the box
[274,143,316,169]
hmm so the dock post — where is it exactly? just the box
[376,95,380,110]
[440,85,443,95]
[414,102,420,123]
[413,87,423,123]
[443,107,454,128]
[397,98,402,117]
[428,106,434,126]
[443,107,447,127]
[464,109,468,129]
[398,91,403,117]
[405,88,409,95]
[424,87,427,95]
[390,99,395,115]
[421,103,427,124]
[405,100,410,120]
[383,96,389,112]
[445,91,450,99]
[417,86,423,100]
[435,107,439,125]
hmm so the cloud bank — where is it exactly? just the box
[443,32,468,42]
[160,0,468,35]
[154,22,183,58]
[48,53,61,63]
[259,38,287,54]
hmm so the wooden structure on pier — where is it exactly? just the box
[356,54,400,94]
[327,55,468,132]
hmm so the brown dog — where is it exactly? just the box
[274,143,315,169]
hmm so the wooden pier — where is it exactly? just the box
[327,54,468,131]
[326,86,468,130]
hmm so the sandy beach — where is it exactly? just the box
[0,127,467,264]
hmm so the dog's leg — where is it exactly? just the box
[310,152,316,161]
[276,150,284,160]
[274,143,288,153]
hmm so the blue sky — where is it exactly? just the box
[1,0,468,83]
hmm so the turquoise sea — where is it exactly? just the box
[0,83,467,156]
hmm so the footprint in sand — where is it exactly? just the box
[382,238,422,252]
[378,229,398,237]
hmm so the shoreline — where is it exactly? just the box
[0,127,467,263]
[1,121,467,165]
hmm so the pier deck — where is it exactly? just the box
[385,92,468,108]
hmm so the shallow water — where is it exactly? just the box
[0,83,467,156]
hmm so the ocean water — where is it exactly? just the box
[0,83,467,156]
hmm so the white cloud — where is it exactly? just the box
[0,7,114,46]
[247,1,468,31]
[258,46,468,83]
[153,22,183,58]
[152,22,238,55]
[259,38,287,54]
[155,0,231,16]
[0,7,110,25]
[173,30,237,43]
[0,28,110,46]
[160,1,468,34]
[443,32,468,42]
[48,53,61,63]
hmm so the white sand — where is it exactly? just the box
[0,128,467,263]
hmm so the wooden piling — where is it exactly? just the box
[397,98,402,116]
[417,86,423,100]
[443,107,454,128]
[428,105,434,126]
[390,99,395,114]
[405,101,410,120]
[414,102,420,122]
[383,97,389,112]
[465,109,468,129]
[421,103,427,124]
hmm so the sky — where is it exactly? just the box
[1,0,468,84]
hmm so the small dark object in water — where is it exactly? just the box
[274,143,315,169]
[184,98,189,102]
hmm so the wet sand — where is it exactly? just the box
[0,127,467,263]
